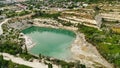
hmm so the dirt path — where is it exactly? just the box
[0,53,58,68]
[0,19,10,35]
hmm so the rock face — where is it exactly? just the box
[59,11,102,29]
[101,13,120,22]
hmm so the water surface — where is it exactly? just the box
[22,26,75,60]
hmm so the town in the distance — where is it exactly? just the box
[0,0,120,68]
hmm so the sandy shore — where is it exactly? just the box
[21,33,36,50]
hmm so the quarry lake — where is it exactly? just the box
[22,26,75,60]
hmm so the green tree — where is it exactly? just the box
[48,63,53,68]
[39,53,42,60]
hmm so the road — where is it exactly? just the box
[0,53,48,68]
[0,19,10,35]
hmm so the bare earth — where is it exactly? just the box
[71,33,113,68]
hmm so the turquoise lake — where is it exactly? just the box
[22,26,75,60]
